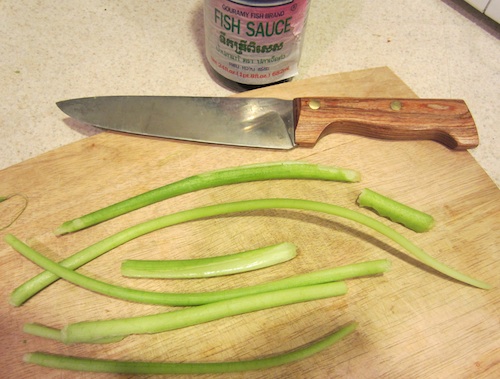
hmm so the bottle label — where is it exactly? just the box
[204,0,310,85]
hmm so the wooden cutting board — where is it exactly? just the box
[1,67,498,378]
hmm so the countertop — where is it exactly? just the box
[1,0,499,186]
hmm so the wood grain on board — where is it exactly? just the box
[1,67,498,378]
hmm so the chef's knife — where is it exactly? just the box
[56,96,478,150]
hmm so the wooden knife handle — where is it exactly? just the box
[293,98,479,150]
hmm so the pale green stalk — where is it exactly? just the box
[22,323,122,344]
[24,322,357,374]
[6,234,389,306]
[357,188,435,232]
[23,323,62,341]
[55,161,360,235]
[9,198,490,307]
[121,242,297,278]
[61,281,348,344]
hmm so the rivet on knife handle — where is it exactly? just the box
[293,98,479,150]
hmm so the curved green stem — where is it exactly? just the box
[121,242,297,278]
[55,161,360,235]
[61,281,348,343]
[6,234,388,306]
[24,322,357,374]
[9,198,490,307]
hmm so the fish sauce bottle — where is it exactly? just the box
[204,0,311,89]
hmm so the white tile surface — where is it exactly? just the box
[486,0,500,23]
[1,0,499,185]
[464,0,489,12]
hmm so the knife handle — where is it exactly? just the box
[293,98,479,150]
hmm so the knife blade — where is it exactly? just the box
[56,96,479,150]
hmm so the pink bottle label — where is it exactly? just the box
[204,0,310,85]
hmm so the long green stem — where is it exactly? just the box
[24,322,357,374]
[9,198,490,307]
[6,234,388,306]
[55,161,360,235]
[61,281,348,344]
[121,242,298,278]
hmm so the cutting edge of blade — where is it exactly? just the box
[55,96,296,149]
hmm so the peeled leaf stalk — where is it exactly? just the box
[24,322,358,374]
[55,161,360,235]
[121,242,298,278]
[357,188,435,232]
[9,199,490,308]
[61,282,348,344]
[6,234,390,306]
